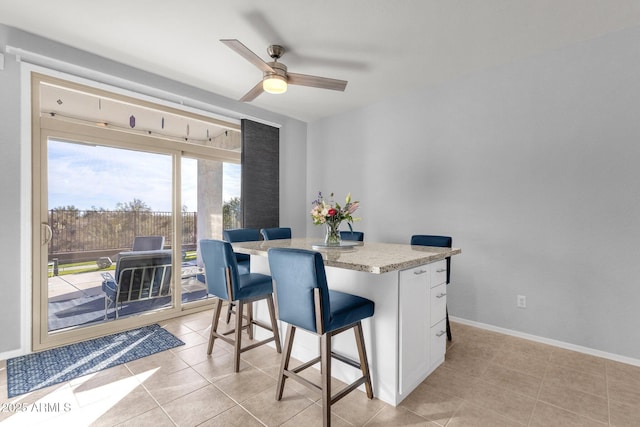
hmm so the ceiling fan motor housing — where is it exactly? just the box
[264,61,288,80]
[267,44,285,59]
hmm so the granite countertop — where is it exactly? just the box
[232,237,461,274]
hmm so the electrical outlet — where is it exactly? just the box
[517,295,526,308]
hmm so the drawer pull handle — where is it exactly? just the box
[436,330,447,337]
[413,269,428,275]
[436,268,447,273]
[436,293,446,298]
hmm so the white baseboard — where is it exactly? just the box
[0,348,27,362]
[449,316,640,368]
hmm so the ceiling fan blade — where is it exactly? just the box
[220,39,274,73]
[239,81,265,102]
[287,73,348,91]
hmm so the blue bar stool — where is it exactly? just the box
[260,227,291,240]
[223,228,260,323]
[339,230,364,241]
[410,234,453,341]
[223,228,260,275]
[200,239,282,372]
[268,248,374,427]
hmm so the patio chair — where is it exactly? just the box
[101,249,173,319]
[132,235,165,251]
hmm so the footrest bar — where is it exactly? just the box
[331,351,361,370]
[284,369,322,391]
[240,337,275,353]
[330,377,367,405]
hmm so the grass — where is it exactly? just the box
[49,261,113,277]
[49,251,198,277]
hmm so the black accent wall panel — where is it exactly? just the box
[241,119,279,230]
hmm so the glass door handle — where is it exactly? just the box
[42,223,52,245]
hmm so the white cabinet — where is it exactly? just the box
[399,265,430,395]
[430,283,447,327]
[398,259,448,396]
[246,241,459,407]
[431,260,447,288]
[429,260,448,370]
[430,319,448,368]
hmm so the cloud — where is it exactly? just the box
[223,163,241,201]
[48,140,241,212]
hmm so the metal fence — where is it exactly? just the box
[48,209,241,260]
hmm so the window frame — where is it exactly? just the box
[31,73,240,351]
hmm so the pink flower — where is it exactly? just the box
[311,191,361,227]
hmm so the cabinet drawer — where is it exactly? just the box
[401,264,430,282]
[430,283,447,327]
[431,260,447,287]
[430,319,447,368]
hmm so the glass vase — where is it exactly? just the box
[324,221,342,246]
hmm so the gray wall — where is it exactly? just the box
[0,25,23,356]
[4,20,640,362]
[0,24,308,356]
[307,26,640,359]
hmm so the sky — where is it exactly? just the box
[48,139,241,212]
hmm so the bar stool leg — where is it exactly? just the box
[225,302,234,323]
[207,298,224,355]
[354,321,373,398]
[247,302,254,340]
[266,295,282,353]
[233,300,244,372]
[276,324,295,400]
[320,333,332,427]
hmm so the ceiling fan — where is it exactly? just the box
[220,39,348,102]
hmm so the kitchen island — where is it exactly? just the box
[232,237,461,406]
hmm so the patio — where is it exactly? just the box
[48,270,210,331]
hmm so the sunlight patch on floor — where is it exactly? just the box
[2,368,159,426]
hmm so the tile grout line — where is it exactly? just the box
[528,362,551,427]
[122,362,179,427]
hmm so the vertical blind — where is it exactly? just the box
[241,119,279,230]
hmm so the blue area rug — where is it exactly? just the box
[6,324,184,397]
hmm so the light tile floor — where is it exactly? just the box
[2,310,640,426]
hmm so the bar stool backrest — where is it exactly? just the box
[260,227,292,240]
[340,230,364,241]
[223,228,259,266]
[223,228,260,242]
[268,248,330,334]
[200,239,240,301]
[410,234,452,283]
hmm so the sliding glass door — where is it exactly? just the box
[46,139,175,332]
[32,73,242,350]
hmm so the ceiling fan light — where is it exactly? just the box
[263,75,287,94]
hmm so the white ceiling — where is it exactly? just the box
[2,1,640,122]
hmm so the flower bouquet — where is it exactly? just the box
[310,191,360,245]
